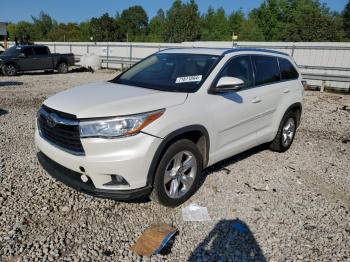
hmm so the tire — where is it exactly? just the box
[3,64,17,76]
[269,110,298,152]
[57,62,68,74]
[150,139,203,207]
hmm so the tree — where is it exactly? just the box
[164,0,200,42]
[9,21,37,44]
[239,18,265,41]
[228,9,245,39]
[250,0,288,41]
[148,9,166,42]
[200,7,230,41]
[31,11,57,40]
[89,13,122,41]
[280,0,346,41]
[343,1,350,38]
[119,5,148,41]
[79,21,91,41]
[48,23,84,41]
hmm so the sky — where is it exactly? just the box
[1,0,348,23]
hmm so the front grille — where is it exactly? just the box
[37,106,85,155]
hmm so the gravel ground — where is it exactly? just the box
[0,71,349,261]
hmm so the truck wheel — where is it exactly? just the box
[3,64,17,76]
[269,111,298,152]
[150,139,203,207]
[57,62,68,74]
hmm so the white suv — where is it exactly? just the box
[36,48,303,207]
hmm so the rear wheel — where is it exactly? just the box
[150,139,203,207]
[3,64,17,76]
[270,111,298,152]
[57,62,68,74]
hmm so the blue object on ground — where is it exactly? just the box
[231,221,249,234]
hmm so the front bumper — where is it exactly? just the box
[37,152,152,200]
[35,129,162,192]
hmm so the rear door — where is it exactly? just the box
[32,46,53,70]
[251,55,283,142]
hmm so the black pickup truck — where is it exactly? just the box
[0,45,74,76]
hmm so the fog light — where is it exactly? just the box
[103,175,129,186]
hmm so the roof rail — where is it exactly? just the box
[223,47,289,56]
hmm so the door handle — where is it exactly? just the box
[252,97,262,103]
[283,89,290,94]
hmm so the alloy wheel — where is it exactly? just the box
[282,118,295,147]
[163,151,197,199]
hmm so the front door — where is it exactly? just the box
[17,47,36,71]
[209,55,263,162]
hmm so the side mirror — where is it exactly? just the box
[214,77,245,93]
[18,53,25,58]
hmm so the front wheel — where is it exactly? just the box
[3,64,17,76]
[57,62,68,74]
[270,111,298,152]
[150,139,203,207]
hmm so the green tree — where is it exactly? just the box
[119,5,148,41]
[89,13,122,41]
[164,0,200,42]
[239,17,265,41]
[343,1,350,38]
[200,7,230,41]
[79,21,91,41]
[148,9,166,42]
[31,11,57,40]
[280,0,346,41]
[228,9,245,39]
[9,21,37,44]
[48,23,84,41]
[250,0,288,41]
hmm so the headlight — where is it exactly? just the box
[79,109,165,138]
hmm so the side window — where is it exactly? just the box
[218,56,254,88]
[33,46,49,55]
[279,58,299,80]
[22,47,34,56]
[252,56,281,86]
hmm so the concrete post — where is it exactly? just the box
[129,44,132,62]
[106,43,109,70]
[321,80,325,92]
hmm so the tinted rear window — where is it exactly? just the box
[279,58,299,80]
[33,46,49,55]
[253,56,281,86]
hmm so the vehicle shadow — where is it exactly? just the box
[0,81,23,87]
[18,67,93,76]
[0,108,9,116]
[122,144,269,204]
[199,143,269,185]
[188,219,266,262]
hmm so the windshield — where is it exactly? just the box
[1,46,22,56]
[113,53,221,92]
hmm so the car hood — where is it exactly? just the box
[43,81,188,118]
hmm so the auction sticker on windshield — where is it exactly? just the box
[175,75,202,84]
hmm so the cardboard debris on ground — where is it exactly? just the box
[130,223,177,257]
[182,203,211,221]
